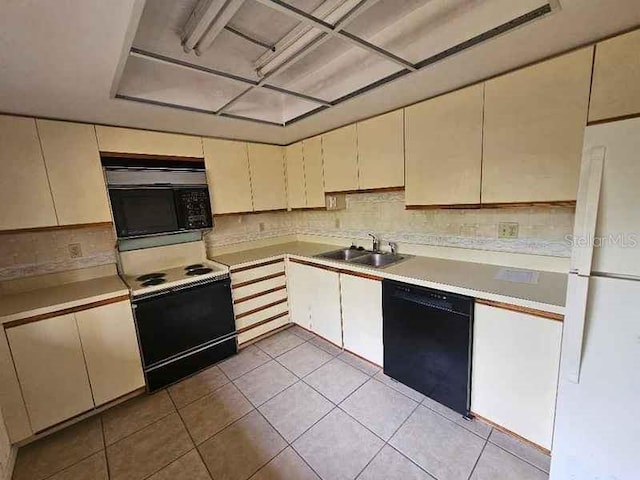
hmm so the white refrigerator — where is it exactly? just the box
[550,117,640,479]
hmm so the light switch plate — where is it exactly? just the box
[498,222,519,239]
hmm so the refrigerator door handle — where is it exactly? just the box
[562,274,590,383]
[570,146,605,275]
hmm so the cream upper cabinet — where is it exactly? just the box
[0,115,57,230]
[203,138,253,214]
[482,47,593,204]
[471,304,562,450]
[75,301,144,407]
[340,274,383,366]
[95,126,203,158]
[248,143,287,211]
[285,142,306,209]
[589,29,640,122]
[6,314,94,432]
[322,125,358,192]
[405,85,483,206]
[302,136,325,208]
[357,110,404,190]
[37,120,111,225]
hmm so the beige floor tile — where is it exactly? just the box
[47,451,108,480]
[106,413,193,480]
[422,395,492,439]
[338,351,381,377]
[250,447,319,480]
[198,410,287,480]
[358,446,435,480]
[288,325,315,341]
[256,330,305,357]
[308,336,342,356]
[373,372,425,402]
[276,342,333,377]
[390,406,485,480]
[294,409,384,480]
[470,443,548,480]
[12,417,103,480]
[102,390,175,445]
[147,450,211,480]
[168,365,230,408]
[304,358,369,404]
[219,345,271,380]
[179,382,253,444]
[488,429,551,473]
[234,361,298,406]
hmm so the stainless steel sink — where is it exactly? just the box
[350,252,407,268]
[316,248,369,261]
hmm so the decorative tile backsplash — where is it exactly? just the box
[0,225,117,281]
[206,192,575,258]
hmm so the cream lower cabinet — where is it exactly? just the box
[75,301,145,406]
[287,260,342,346]
[471,303,562,450]
[7,314,94,432]
[5,300,143,433]
[340,274,383,366]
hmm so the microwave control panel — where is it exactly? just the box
[177,189,212,229]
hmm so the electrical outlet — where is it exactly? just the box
[498,222,519,239]
[259,222,265,232]
[68,243,83,258]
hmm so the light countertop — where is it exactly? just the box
[0,275,129,324]
[211,242,568,313]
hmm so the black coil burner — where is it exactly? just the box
[186,268,213,276]
[141,278,167,287]
[136,272,166,282]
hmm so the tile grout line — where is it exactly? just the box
[100,416,111,480]
[466,437,490,480]
[485,437,551,476]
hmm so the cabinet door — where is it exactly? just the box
[75,301,144,406]
[471,304,562,449]
[357,110,404,190]
[248,144,287,211]
[405,85,483,206]
[309,267,342,346]
[482,48,593,204]
[37,120,111,225]
[322,125,358,192]
[0,115,57,230]
[6,314,94,432]
[203,138,253,214]
[589,29,640,122]
[285,142,306,209]
[302,136,325,208]
[340,274,383,366]
[95,126,203,158]
[286,261,313,330]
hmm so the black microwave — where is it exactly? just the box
[106,167,213,238]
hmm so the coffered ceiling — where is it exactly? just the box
[1,1,639,144]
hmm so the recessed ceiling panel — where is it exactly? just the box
[229,1,303,45]
[118,55,248,113]
[344,0,552,64]
[224,88,321,124]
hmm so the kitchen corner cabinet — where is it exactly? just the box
[203,138,254,214]
[322,125,358,192]
[482,47,593,204]
[340,274,383,366]
[36,120,111,225]
[95,125,203,158]
[287,261,342,346]
[0,115,57,230]
[405,85,483,206]
[357,110,404,190]
[589,29,640,122]
[471,303,562,449]
[248,144,287,211]
[285,142,306,209]
[75,301,144,406]
[303,136,325,208]
[7,314,94,432]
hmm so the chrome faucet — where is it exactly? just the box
[368,233,380,253]
[388,241,398,255]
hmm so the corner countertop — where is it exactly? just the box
[0,275,129,324]
[211,242,568,314]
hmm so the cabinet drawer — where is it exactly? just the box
[235,289,288,316]
[231,261,285,285]
[233,276,287,300]
[238,315,290,345]
[236,302,288,330]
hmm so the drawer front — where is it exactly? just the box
[233,276,286,301]
[236,302,288,330]
[231,261,285,285]
[235,289,288,316]
[238,315,290,345]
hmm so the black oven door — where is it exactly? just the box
[109,188,179,238]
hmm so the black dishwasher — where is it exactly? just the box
[383,280,473,415]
